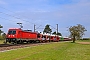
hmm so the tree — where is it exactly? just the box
[43,24,52,34]
[2,33,6,39]
[52,31,56,35]
[52,31,62,36]
[69,24,87,43]
[0,25,3,28]
[0,25,3,35]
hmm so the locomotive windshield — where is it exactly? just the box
[8,30,16,34]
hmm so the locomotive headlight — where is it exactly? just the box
[13,35,15,37]
[8,35,10,37]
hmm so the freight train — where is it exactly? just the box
[5,28,72,44]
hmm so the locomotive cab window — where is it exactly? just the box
[8,30,16,34]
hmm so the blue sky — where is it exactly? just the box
[0,0,90,38]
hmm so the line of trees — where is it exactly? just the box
[43,24,62,36]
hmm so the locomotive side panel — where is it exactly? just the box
[18,31,37,40]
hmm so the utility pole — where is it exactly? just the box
[56,24,58,34]
[34,24,36,32]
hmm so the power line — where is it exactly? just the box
[50,25,56,30]
[0,16,21,27]
[0,16,16,22]
[0,6,46,31]
[0,9,44,31]
[0,6,14,13]
[0,11,44,31]
[0,16,33,27]
[0,12,35,24]
[0,6,42,26]
[0,6,58,32]
[0,6,29,20]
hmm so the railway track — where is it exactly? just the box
[0,43,47,52]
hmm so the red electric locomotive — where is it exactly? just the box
[6,28,38,44]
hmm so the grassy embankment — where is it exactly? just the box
[0,40,90,60]
[0,40,5,44]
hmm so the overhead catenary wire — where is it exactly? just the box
[0,11,44,30]
[0,16,21,29]
[0,6,45,31]
[0,6,30,19]
[0,6,58,32]
[0,16,16,22]
[0,12,35,24]
[0,6,45,28]
[0,6,42,26]
[50,25,57,30]
[0,6,33,23]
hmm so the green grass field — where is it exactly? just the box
[0,40,5,44]
[0,40,90,60]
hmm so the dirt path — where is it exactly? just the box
[77,42,90,44]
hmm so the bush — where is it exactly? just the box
[82,38,90,40]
